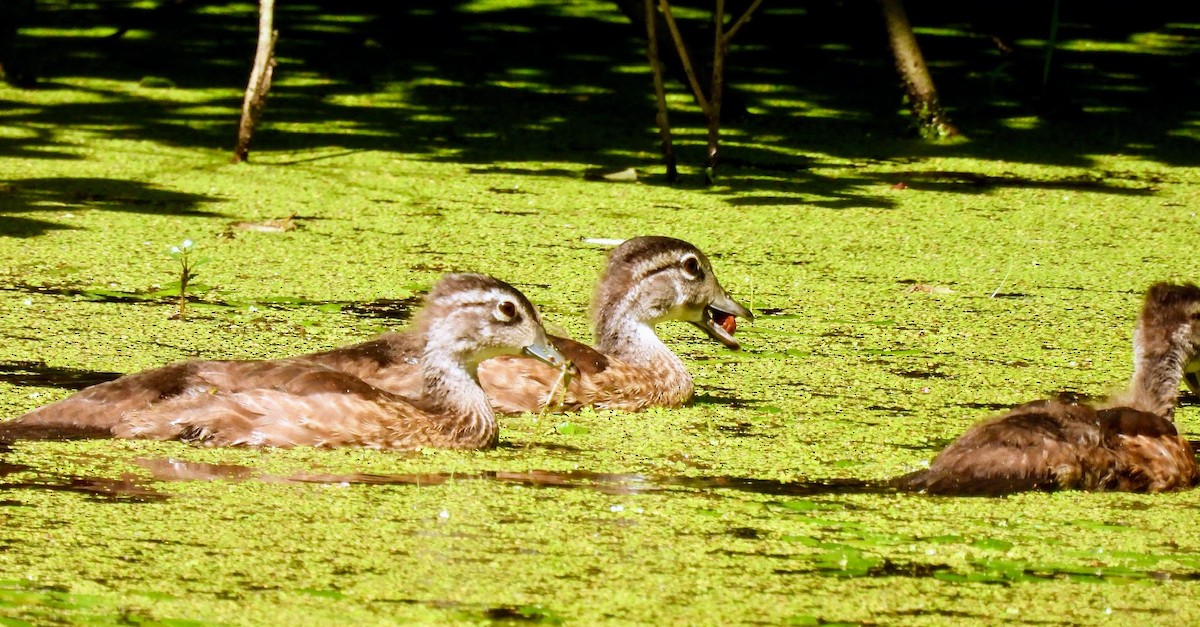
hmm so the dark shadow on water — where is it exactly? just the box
[0,435,165,501]
[480,605,562,624]
[282,468,895,498]
[3,0,1198,209]
[0,463,166,503]
[118,457,895,498]
[774,556,1200,585]
[891,368,949,380]
[0,360,123,390]
[339,296,421,321]
[883,609,994,622]
[0,282,419,323]
[494,441,584,454]
[694,392,762,409]
[15,475,169,502]
[0,178,222,238]
[867,405,915,415]
[879,170,1160,195]
[957,401,1013,412]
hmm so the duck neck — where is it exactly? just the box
[594,310,693,397]
[419,350,497,446]
[1123,325,1191,420]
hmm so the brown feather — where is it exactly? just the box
[477,236,750,413]
[7,273,556,451]
[900,283,1200,496]
[478,334,693,413]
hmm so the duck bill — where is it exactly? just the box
[689,289,753,351]
[522,336,574,372]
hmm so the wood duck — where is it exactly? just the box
[287,237,751,413]
[900,282,1200,495]
[12,274,568,450]
[477,236,753,412]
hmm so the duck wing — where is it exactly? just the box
[299,332,424,395]
[899,401,1109,495]
[1098,407,1200,492]
[112,363,468,450]
[13,360,223,432]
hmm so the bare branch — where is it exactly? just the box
[656,0,710,114]
[721,0,765,44]
[645,0,677,181]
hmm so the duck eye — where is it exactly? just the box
[681,254,702,279]
[496,301,518,322]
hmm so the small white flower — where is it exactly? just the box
[22,298,31,306]
[438,509,450,519]
[181,239,193,249]
[609,504,624,513]
[169,246,181,254]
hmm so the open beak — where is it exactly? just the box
[690,289,753,351]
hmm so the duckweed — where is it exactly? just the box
[1,0,1200,624]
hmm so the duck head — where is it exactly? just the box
[416,273,569,373]
[591,236,753,350]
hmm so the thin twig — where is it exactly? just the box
[706,0,726,176]
[645,0,677,181]
[721,0,765,44]
[657,0,710,115]
[539,364,574,415]
[1042,0,1060,88]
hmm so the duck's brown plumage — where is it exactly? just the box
[11,338,427,435]
[11,274,566,450]
[477,236,753,413]
[900,282,1200,495]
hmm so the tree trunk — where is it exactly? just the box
[232,0,277,163]
[877,0,958,138]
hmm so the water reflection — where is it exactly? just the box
[129,458,895,498]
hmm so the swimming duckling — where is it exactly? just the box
[900,282,1200,495]
[13,274,568,450]
[475,236,752,413]
[294,236,751,413]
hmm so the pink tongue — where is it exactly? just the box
[713,310,736,335]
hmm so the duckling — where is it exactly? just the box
[477,236,753,412]
[289,237,750,413]
[13,274,568,450]
[900,282,1200,495]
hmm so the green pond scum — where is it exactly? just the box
[1,0,1200,624]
